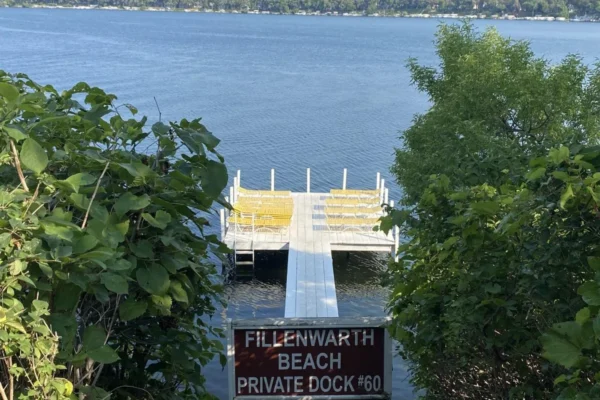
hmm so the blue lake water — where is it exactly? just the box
[1,9,600,398]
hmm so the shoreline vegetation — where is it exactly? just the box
[3,1,600,21]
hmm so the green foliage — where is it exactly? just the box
[393,23,600,204]
[385,145,600,399]
[0,71,229,399]
[386,24,600,399]
[1,0,596,17]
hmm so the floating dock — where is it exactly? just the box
[220,169,399,319]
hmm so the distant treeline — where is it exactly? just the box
[3,0,600,18]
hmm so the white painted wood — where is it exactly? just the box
[394,225,400,262]
[236,170,241,188]
[376,172,381,189]
[384,188,389,205]
[306,168,311,193]
[379,178,385,203]
[270,168,275,191]
[232,178,238,202]
[228,186,234,209]
[220,209,225,240]
[342,168,347,190]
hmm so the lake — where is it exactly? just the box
[1,9,600,399]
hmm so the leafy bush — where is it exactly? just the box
[393,23,600,203]
[385,145,600,399]
[0,71,229,399]
[386,22,600,399]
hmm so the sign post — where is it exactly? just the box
[227,317,392,399]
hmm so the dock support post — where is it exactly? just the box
[236,170,241,188]
[384,188,389,205]
[380,179,385,204]
[271,169,275,191]
[232,178,238,203]
[225,196,230,228]
[220,209,225,240]
[393,225,400,262]
[376,172,381,190]
[342,168,347,190]
[307,168,311,193]
[229,187,234,209]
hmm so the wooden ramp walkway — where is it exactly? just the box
[284,193,338,318]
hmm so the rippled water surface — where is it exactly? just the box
[1,9,600,398]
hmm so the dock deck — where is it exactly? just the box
[222,191,395,318]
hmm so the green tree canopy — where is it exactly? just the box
[393,23,600,204]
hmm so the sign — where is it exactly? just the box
[227,317,392,399]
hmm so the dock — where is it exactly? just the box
[220,169,399,319]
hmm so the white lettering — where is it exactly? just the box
[309,330,326,346]
[292,353,302,370]
[344,375,355,391]
[331,352,342,369]
[338,329,350,346]
[283,376,294,393]
[237,377,248,392]
[352,329,362,345]
[303,353,316,369]
[273,376,284,392]
[284,330,294,347]
[333,376,343,392]
[297,330,307,346]
[245,331,254,347]
[321,376,332,392]
[272,331,282,347]
[294,376,303,392]
[325,330,337,346]
[278,353,290,370]
[363,329,374,346]
[316,353,328,369]
[248,377,259,394]
[309,376,319,393]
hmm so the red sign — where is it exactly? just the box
[232,326,387,397]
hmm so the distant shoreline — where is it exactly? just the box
[3,4,598,22]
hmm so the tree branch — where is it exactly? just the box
[82,161,110,229]
[10,140,29,192]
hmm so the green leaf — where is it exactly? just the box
[83,325,106,350]
[485,283,501,294]
[119,298,147,321]
[142,210,171,229]
[593,314,600,339]
[118,162,154,179]
[78,248,115,262]
[107,259,132,271]
[114,193,151,217]
[541,332,581,368]
[202,160,228,197]
[151,294,172,309]
[32,299,49,311]
[20,138,48,174]
[560,184,574,209]
[471,201,500,215]
[40,222,75,241]
[578,281,600,306]
[169,280,189,304]
[3,124,27,141]
[88,345,119,364]
[9,259,25,276]
[100,273,129,294]
[130,240,154,259]
[576,308,590,325]
[73,235,98,254]
[588,256,600,272]
[552,171,570,182]
[526,167,546,181]
[0,82,19,102]
[136,264,170,295]
[63,173,96,193]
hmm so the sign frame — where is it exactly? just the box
[227,317,392,400]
